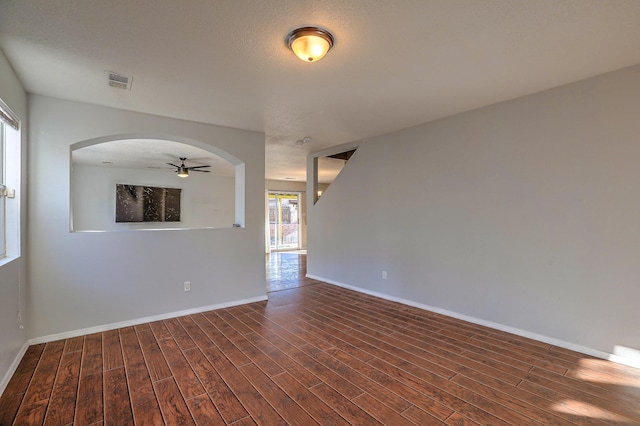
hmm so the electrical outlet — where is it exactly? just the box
[382,271,387,280]
[184,281,191,292]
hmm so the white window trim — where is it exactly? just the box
[0,98,21,264]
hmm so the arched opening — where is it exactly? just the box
[70,135,245,232]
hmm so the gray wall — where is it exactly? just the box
[28,95,266,338]
[0,49,28,391]
[308,65,640,364]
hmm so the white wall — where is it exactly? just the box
[28,95,266,338]
[73,164,235,231]
[308,65,640,364]
[0,48,28,393]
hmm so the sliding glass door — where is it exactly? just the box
[268,192,301,251]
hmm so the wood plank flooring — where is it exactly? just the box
[2,282,640,424]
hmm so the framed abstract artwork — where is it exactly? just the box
[115,184,181,223]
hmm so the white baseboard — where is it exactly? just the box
[28,295,268,345]
[307,274,640,370]
[0,341,29,398]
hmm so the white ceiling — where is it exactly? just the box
[2,0,640,182]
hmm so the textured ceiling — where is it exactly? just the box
[2,0,640,181]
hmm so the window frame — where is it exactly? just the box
[0,98,21,263]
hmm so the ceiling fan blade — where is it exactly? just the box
[166,163,180,168]
[187,165,211,170]
[193,169,211,173]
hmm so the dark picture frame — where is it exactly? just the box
[115,184,181,223]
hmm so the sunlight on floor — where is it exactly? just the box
[549,356,640,423]
[551,399,630,422]
[266,251,311,292]
[568,358,640,387]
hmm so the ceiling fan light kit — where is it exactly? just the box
[286,26,334,62]
[166,157,211,178]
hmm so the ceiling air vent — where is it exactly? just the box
[106,71,133,90]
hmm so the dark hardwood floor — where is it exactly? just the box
[1,257,639,425]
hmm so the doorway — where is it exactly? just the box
[268,192,301,251]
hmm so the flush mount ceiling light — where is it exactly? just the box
[286,26,334,62]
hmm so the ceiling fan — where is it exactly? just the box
[166,157,211,178]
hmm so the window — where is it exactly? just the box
[0,122,5,257]
[268,192,301,250]
[0,98,20,260]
